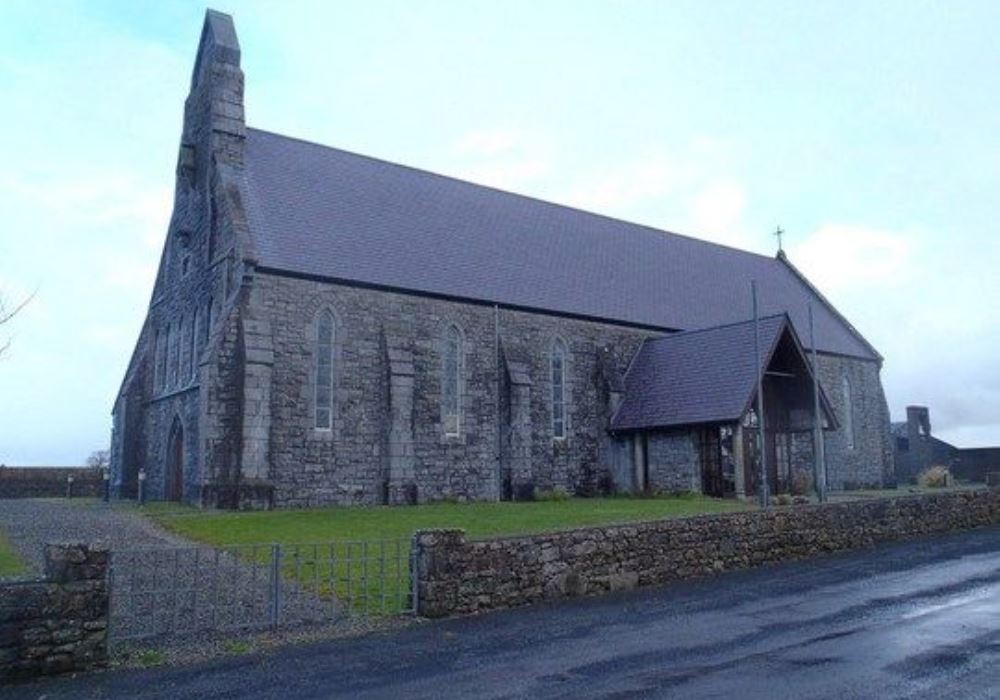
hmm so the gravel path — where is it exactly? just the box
[0,498,191,577]
[0,499,384,647]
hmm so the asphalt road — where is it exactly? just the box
[9,526,1000,699]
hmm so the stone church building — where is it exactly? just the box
[110,11,894,508]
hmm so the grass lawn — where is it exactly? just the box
[0,530,27,579]
[146,494,750,546]
[139,495,749,616]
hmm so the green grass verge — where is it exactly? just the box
[148,494,750,544]
[0,530,28,578]
[144,495,750,616]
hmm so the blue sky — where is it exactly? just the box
[1,0,998,464]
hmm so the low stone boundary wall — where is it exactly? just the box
[0,467,104,499]
[0,544,109,682]
[412,488,1000,618]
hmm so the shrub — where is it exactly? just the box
[790,469,814,496]
[918,465,953,489]
[774,493,794,506]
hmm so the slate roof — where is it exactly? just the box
[241,127,879,360]
[611,315,789,431]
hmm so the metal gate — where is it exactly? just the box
[109,540,415,644]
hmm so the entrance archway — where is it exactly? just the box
[166,418,185,502]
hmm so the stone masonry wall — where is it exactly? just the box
[0,468,103,499]
[254,272,655,507]
[412,488,1000,617]
[0,544,109,682]
[646,430,700,492]
[816,354,894,489]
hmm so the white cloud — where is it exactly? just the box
[788,223,914,293]
[562,155,677,211]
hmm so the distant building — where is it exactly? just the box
[891,406,960,483]
[892,405,1000,483]
[110,11,894,508]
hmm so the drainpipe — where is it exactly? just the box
[752,281,769,508]
[809,304,827,502]
[494,304,502,502]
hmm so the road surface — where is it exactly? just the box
[8,526,1000,699]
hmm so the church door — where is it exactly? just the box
[166,419,185,502]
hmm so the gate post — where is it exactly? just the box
[270,543,282,629]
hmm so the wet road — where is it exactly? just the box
[9,527,1000,699]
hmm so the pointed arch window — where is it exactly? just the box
[153,329,162,391]
[551,338,568,439]
[314,311,335,430]
[169,320,180,388]
[189,310,199,381]
[442,324,463,436]
[842,374,855,450]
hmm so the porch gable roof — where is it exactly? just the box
[611,314,830,432]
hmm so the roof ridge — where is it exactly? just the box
[642,313,787,345]
[245,126,780,262]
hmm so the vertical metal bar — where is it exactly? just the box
[270,543,282,629]
[328,543,337,619]
[128,552,137,638]
[752,281,769,508]
[211,548,220,631]
[410,544,419,614]
[379,540,387,613]
[809,304,827,503]
[293,545,302,600]
[107,552,115,645]
[362,540,370,615]
[231,546,240,629]
[312,543,319,601]
[345,542,353,616]
[395,539,403,614]
[192,547,201,634]
[170,548,180,634]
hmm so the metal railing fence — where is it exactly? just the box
[109,539,415,644]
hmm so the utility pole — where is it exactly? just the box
[752,281,769,508]
[809,304,827,502]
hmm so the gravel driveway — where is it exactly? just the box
[0,499,351,645]
[0,498,191,577]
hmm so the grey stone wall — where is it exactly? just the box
[815,354,894,489]
[646,430,700,492]
[412,488,1000,617]
[253,273,654,507]
[0,544,109,682]
[0,468,104,499]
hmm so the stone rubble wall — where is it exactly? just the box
[0,544,109,682]
[0,468,104,499]
[412,488,1000,618]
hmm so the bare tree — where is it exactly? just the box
[0,290,33,357]
[86,449,111,471]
